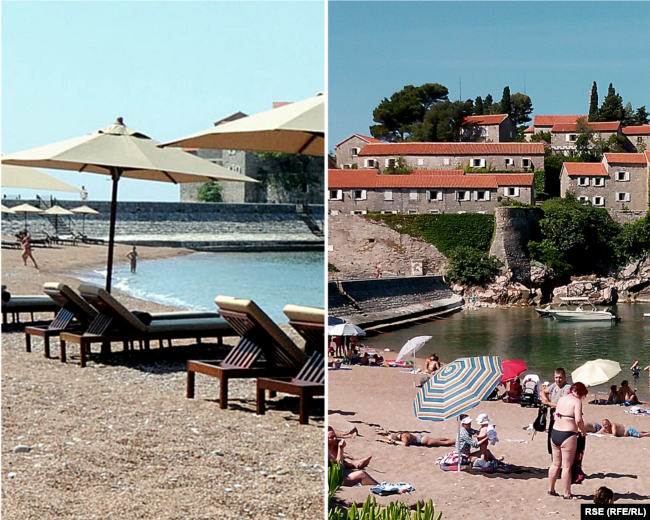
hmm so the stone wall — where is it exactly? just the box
[327,214,448,280]
[489,207,542,285]
[2,200,324,248]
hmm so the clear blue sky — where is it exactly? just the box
[329,1,650,150]
[2,1,324,201]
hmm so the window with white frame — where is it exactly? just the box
[615,171,630,182]
[351,210,367,215]
[407,210,418,214]
[637,137,644,145]
[504,158,514,167]
[522,158,532,169]
[351,189,367,200]
[592,178,604,187]
[616,192,630,202]
[592,196,604,206]
[409,190,418,200]
[475,190,490,201]
[578,196,589,204]
[505,187,520,197]
[443,158,450,166]
[385,158,397,168]
[471,158,486,168]
[364,159,377,168]
[380,210,398,214]
[456,191,471,201]
[417,158,424,165]
[578,177,589,187]
[429,209,440,214]
[329,210,339,216]
[341,164,353,169]
[427,190,443,201]
[350,147,360,157]
[384,190,393,201]
[329,189,343,201]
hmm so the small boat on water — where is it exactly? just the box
[535,297,620,322]
[645,313,650,321]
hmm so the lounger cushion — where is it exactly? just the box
[43,282,97,320]
[2,296,60,309]
[78,284,147,332]
[215,295,307,364]
[282,304,325,324]
[146,317,232,333]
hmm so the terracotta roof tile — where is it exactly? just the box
[604,153,648,165]
[524,126,534,133]
[461,114,509,125]
[622,125,650,135]
[552,122,620,132]
[646,151,650,162]
[358,142,545,156]
[534,115,587,126]
[563,163,608,176]
[334,133,383,148]
[411,169,464,176]
[328,170,533,189]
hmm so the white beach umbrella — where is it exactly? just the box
[2,117,258,291]
[571,359,621,387]
[162,94,324,156]
[327,323,366,337]
[70,205,100,235]
[9,203,44,228]
[1,164,82,193]
[43,205,74,234]
[1,204,15,214]
[396,336,433,386]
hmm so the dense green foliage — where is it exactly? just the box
[328,263,340,273]
[254,152,323,193]
[197,181,223,202]
[370,83,533,142]
[533,170,547,200]
[530,131,551,144]
[329,497,442,520]
[588,81,649,125]
[446,246,503,286]
[328,462,343,501]
[383,156,413,175]
[366,213,495,256]
[528,196,648,278]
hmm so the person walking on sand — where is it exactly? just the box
[127,246,139,274]
[20,230,38,269]
[541,367,572,456]
[547,382,588,501]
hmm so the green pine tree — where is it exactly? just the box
[474,96,484,116]
[499,86,512,115]
[589,81,599,121]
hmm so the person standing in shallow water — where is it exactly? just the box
[127,246,138,274]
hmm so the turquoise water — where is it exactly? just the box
[364,304,650,402]
[75,251,325,323]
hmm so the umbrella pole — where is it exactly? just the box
[413,352,417,387]
[105,167,122,293]
[458,416,461,473]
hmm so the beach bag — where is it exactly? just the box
[533,405,548,432]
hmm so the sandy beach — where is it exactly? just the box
[1,243,324,519]
[329,355,650,520]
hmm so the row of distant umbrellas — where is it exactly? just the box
[1,94,324,292]
[2,202,99,233]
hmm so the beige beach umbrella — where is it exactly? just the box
[9,203,44,228]
[163,94,325,156]
[1,204,15,214]
[571,359,621,387]
[2,117,258,291]
[1,164,82,193]
[43,205,74,234]
[71,205,100,235]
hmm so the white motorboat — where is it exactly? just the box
[536,297,620,322]
[644,313,650,321]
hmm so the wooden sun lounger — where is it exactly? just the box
[24,282,98,358]
[1,290,60,328]
[282,304,325,356]
[186,296,308,410]
[59,284,236,367]
[256,352,324,424]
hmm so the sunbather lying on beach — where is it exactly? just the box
[378,431,455,447]
[600,419,650,438]
[583,421,603,433]
[328,427,378,486]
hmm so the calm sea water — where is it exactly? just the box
[75,251,324,323]
[365,304,650,402]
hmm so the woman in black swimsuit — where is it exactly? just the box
[548,382,587,501]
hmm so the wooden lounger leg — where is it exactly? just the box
[299,393,310,425]
[80,339,88,368]
[25,333,32,353]
[257,386,266,416]
[44,335,51,359]
[219,376,229,410]
[187,370,195,399]
[60,339,67,363]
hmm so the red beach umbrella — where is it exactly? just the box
[500,360,527,383]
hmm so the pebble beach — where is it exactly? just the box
[1,243,324,520]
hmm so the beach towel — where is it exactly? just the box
[440,463,546,474]
[625,406,650,416]
[571,434,586,485]
[589,399,615,405]
[370,482,414,496]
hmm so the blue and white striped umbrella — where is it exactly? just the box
[414,356,502,421]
